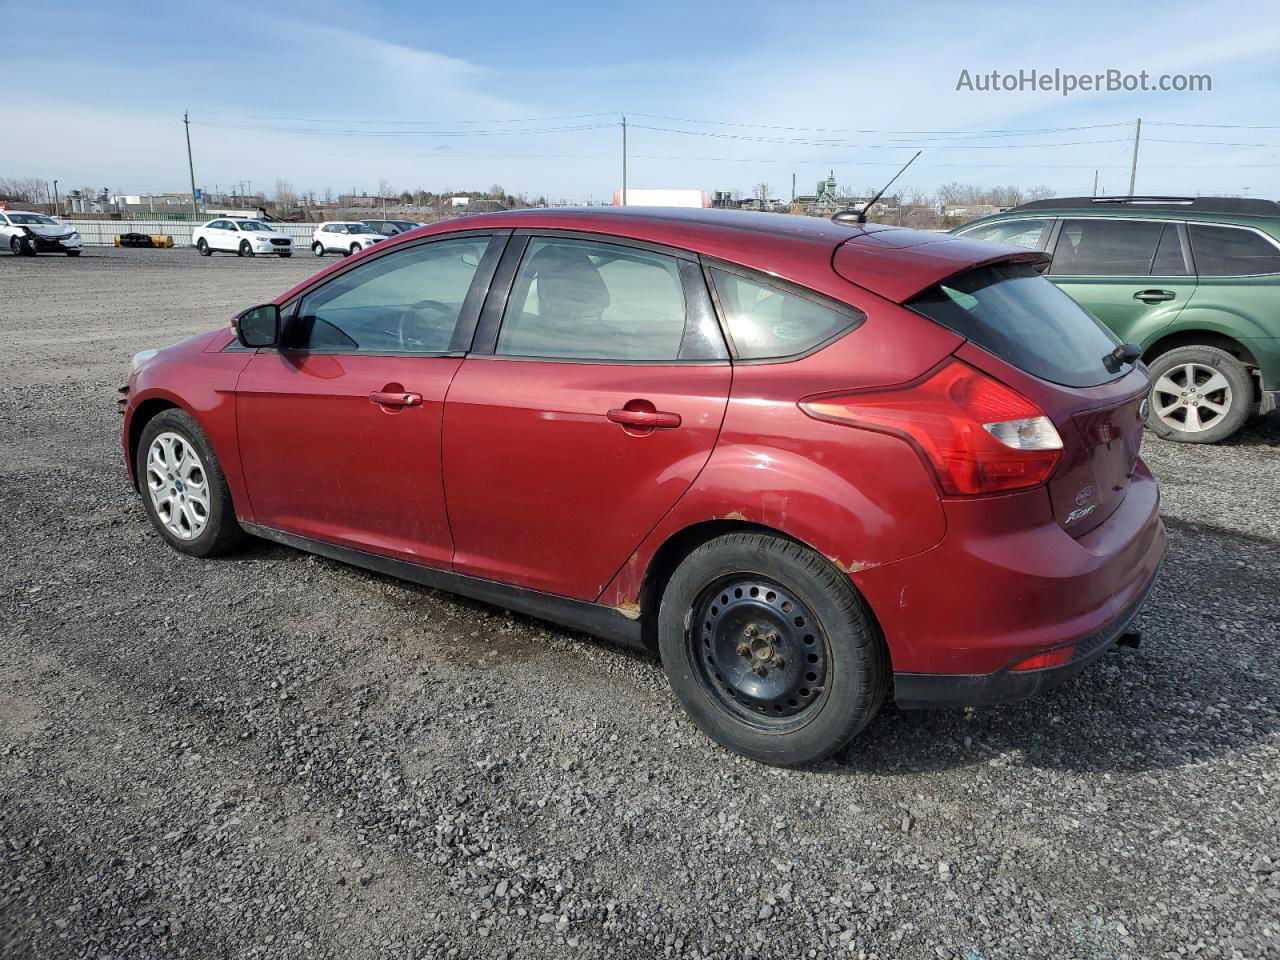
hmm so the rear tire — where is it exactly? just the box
[136,409,244,558]
[1146,345,1252,443]
[196,238,211,256]
[657,532,888,766]
[238,240,253,258]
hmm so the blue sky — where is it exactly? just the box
[7,0,1280,200]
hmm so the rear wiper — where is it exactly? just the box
[1103,342,1142,373]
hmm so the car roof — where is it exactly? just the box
[1007,195,1280,218]
[281,206,1042,306]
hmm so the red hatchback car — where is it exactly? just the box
[122,208,1165,765]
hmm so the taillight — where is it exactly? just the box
[800,359,1063,496]
[1009,645,1075,671]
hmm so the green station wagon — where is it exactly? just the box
[955,197,1280,442]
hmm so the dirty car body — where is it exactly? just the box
[121,207,1165,765]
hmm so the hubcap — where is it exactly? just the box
[689,577,828,726]
[1152,362,1232,433]
[145,432,210,540]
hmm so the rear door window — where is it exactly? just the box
[1189,224,1280,276]
[1049,219,1164,276]
[708,268,861,359]
[909,261,1123,388]
[496,237,691,360]
[959,218,1051,250]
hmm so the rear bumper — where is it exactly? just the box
[893,560,1157,707]
[854,459,1166,694]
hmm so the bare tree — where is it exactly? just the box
[274,179,297,207]
[377,178,393,199]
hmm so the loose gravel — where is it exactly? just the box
[1,246,1278,960]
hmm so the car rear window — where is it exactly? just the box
[908,261,1123,388]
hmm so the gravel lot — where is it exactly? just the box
[2,246,1278,960]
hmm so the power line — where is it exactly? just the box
[186,109,617,125]
[188,120,617,137]
[627,123,1129,149]
[628,112,1134,138]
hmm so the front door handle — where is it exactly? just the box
[607,407,682,429]
[1134,289,1176,303]
[369,390,422,407]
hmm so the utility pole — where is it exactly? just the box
[621,114,628,206]
[52,180,59,215]
[184,111,199,220]
[1127,118,1141,196]
[1092,169,1099,197]
[791,172,796,202]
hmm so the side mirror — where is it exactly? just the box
[236,303,281,348]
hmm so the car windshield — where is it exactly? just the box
[237,221,272,232]
[8,214,58,225]
[909,261,1124,388]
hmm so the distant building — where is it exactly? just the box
[450,196,471,207]
[612,188,710,208]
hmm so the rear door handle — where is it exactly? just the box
[369,390,422,407]
[607,408,682,429]
[1134,289,1176,303]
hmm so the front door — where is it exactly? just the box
[1048,218,1197,346]
[442,234,732,599]
[235,232,504,566]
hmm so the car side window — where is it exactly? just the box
[1049,219,1164,276]
[496,237,689,360]
[708,268,860,360]
[1150,224,1189,276]
[1189,224,1280,276]
[961,218,1051,250]
[290,237,493,354]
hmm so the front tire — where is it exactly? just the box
[136,409,245,558]
[66,250,81,257]
[348,243,361,256]
[312,242,325,257]
[10,235,31,256]
[1146,345,1252,443]
[196,238,211,256]
[658,532,887,766]
[238,240,253,258]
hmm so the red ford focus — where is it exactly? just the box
[121,208,1165,765]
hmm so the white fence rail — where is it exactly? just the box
[58,219,318,247]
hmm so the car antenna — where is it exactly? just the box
[832,150,922,225]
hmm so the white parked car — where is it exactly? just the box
[311,221,387,257]
[0,211,82,256]
[192,218,294,257]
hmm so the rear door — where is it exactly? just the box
[234,231,505,565]
[441,233,731,599]
[1047,217,1197,346]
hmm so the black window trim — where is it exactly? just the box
[700,256,866,364]
[1047,215,1199,280]
[468,229,729,365]
[229,229,510,358]
[1186,221,1280,278]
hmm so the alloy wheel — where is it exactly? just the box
[688,576,829,730]
[1152,362,1232,434]
[145,432,211,540]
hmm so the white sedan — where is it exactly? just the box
[192,218,294,257]
[311,221,387,257]
[0,211,83,256]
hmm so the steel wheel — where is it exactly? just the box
[144,432,211,540]
[689,576,829,731]
[1152,361,1233,434]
